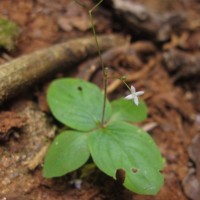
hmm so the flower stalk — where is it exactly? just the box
[88,0,108,126]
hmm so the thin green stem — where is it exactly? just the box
[121,79,131,91]
[89,0,105,76]
[101,72,108,125]
[74,0,104,72]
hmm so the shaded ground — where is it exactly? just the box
[0,0,200,199]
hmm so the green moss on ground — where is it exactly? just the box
[0,18,20,51]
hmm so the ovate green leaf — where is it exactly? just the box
[88,121,163,195]
[111,99,147,123]
[43,131,90,178]
[47,78,112,131]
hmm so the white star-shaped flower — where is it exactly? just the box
[124,85,144,106]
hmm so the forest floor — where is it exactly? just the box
[0,0,200,199]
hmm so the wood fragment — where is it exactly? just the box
[0,34,126,105]
[27,143,50,170]
[141,122,157,132]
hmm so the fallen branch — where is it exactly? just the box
[0,34,126,104]
[103,0,186,41]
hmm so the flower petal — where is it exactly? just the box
[133,96,139,106]
[135,91,144,96]
[124,94,133,100]
[130,85,136,93]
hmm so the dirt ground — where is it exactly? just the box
[0,0,200,199]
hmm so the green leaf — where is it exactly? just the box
[88,121,163,195]
[111,98,147,123]
[47,78,112,131]
[43,131,90,178]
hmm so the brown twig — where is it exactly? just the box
[107,58,156,94]
[77,41,155,82]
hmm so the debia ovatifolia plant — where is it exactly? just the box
[43,0,164,195]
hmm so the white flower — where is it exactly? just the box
[124,85,144,106]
